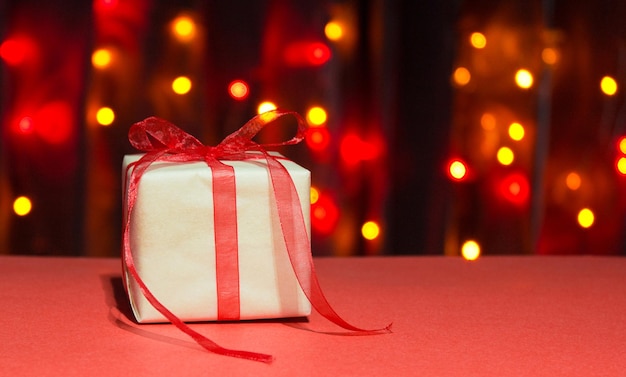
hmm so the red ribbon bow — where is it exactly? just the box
[122,109,391,364]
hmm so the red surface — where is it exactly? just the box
[1,255,626,376]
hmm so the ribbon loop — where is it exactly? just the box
[123,109,390,364]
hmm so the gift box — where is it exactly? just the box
[122,153,312,323]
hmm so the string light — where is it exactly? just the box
[306,106,327,126]
[600,76,618,96]
[13,196,32,216]
[461,240,480,261]
[496,147,514,165]
[508,122,525,141]
[470,32,486,49]
[257,101,277,114]
[361,221,381,241]
[453,67,471,86]
[172,76,192,95]
[515,69,533,89]
[577,208,595,228]
[92,48,112,69]
[96,107,115,126]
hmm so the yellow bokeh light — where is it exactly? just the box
[325,21,343,41]
[480,113,496,131]
[461,240,480,261]
[172,16,195,42]
[96,107,115,126]
[310,186,320,204]
[470,32,486,49]
[361,221,381,241]
[449,160,467,180]
[13,196,32,216]
[577,208,595,228]
[306,106,327,127]
[618,138,626,154]
[508,122,525,141]
[617,157,626,175]
[542,48,558,65]
[565,172,581,190]
[172,76,192,95]
[92,48,112,69]
[496,147,514,165]
[600,76,618,96]
[257,101,277,114]
[515,69,534,89]
[453,67,471,86]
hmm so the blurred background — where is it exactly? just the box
[2,0,626,258]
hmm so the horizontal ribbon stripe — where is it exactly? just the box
[122,110,391,363]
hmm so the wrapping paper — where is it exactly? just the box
[122,154,312,323]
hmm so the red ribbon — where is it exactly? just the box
[122,110,391,364]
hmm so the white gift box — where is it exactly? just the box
[122,153,312,323]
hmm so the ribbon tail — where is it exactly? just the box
[264,154,392,335]
[123,157,273,363]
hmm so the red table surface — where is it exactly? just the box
[1,255,625,376]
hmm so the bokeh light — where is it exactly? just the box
[453,67,471,86]
[172,76,192,95]
[508,122,525,141]
[325,21,343,41]
[310,186,320,204]
[470,32,486,49]
[361,221,381,241]
[228,80,249,100]
[17,117,34,134]
[306,106,327,126]
[601,76,618,96]
[257,101,277,114]
[515,69,533,89]
[616,157,626,175]
[480,113,496,131]
[461,240,480,261]
[92,48,112,69]
[496,147,514,165]
[448,159,468,181]
[96,107,115,126]
[305,128,331,152]
[565,172,581,190]
[542,48,558,65]
[172,16,196,42]
[618,136,626,154]
[577,208,595,228]
[13,196,32,216]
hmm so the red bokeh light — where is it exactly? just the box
[498,172,530,206]
[17,117,34,134]
[33,102,74,145]
[228,79,249,100]
[284,41,331,67]
[0,36,36,66]
[305,128,331,152]
[311,194,339,235]
[339,133,384,167]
